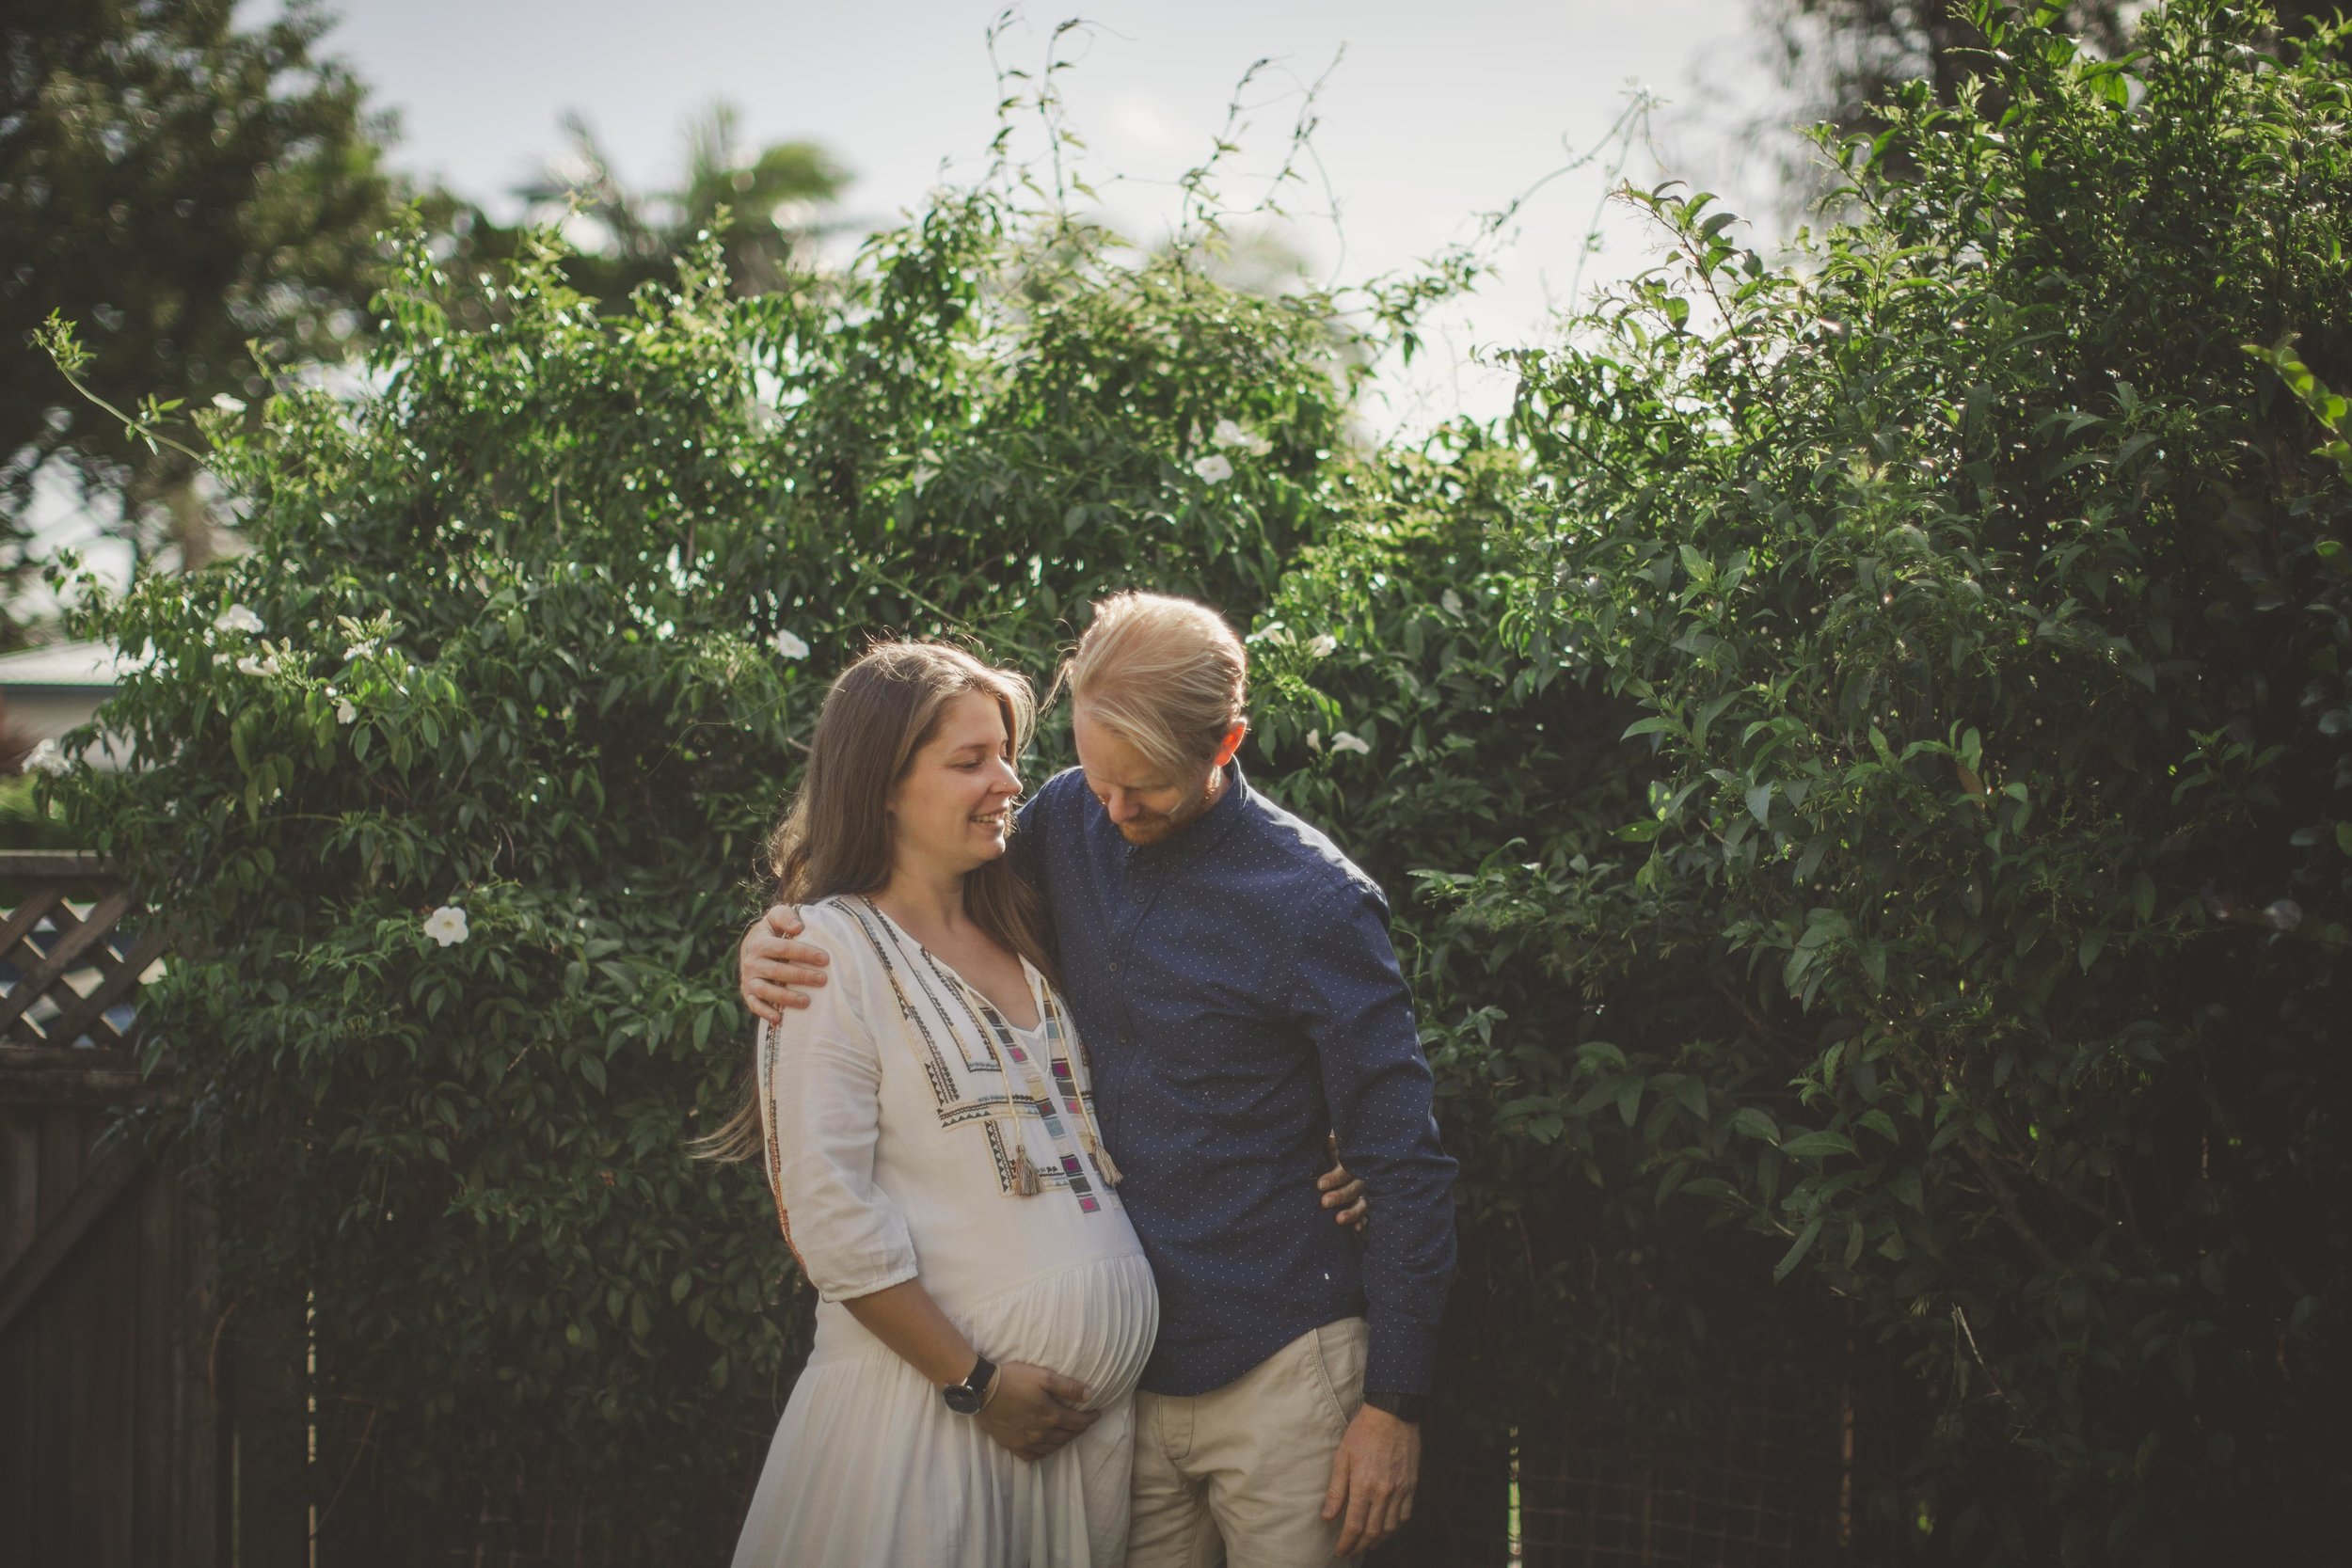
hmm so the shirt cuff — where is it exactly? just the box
[1365,1316,1438,1398]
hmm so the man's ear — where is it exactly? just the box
[1211,722,1248,768]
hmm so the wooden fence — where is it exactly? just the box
[0,851,227,1568]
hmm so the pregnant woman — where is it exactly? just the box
[718,641,1154,1566]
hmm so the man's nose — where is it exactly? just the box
[1104,790,1138,822]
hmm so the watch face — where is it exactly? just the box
[943,1382,985,1416]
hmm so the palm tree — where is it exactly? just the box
[505,103,850,301]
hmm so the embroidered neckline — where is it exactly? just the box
[853,897,1121,1202]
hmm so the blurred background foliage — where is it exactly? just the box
[22,1,2352,1562]
[0,0,854,635]
[1761,0,2343,147]
[1,0,396,600]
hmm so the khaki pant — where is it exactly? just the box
[1127,1318,1369,1568]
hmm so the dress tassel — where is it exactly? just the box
[1089,1139,1123,1188]
[1012,1148,1042,1196]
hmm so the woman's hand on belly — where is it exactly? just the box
[977,1362,1101,1462]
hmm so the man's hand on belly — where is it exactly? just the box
[1322,1403,1420,1556]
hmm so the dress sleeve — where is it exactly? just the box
[755,907,920,1303]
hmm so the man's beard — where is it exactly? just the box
[1114,779,1219,845]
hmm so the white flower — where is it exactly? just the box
[910,464,938,491]
[344,639,379,661]
[1305,729,1323,753]
[1328,731,1372,756]
[1306,633,1338,658]
[336,697,358,725]
[1192,453,1234,484]
[215,604,264,636]
[422,906,470,947]
[22,738,69,777]
[234,653,278,678]
[211,393,246,414]
[1441,589,1464,616]
[771,628,811,660]
[1212,418,1272,456]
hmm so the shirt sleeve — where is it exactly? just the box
[1009,788,1046,886]
[1008,776,1064,954]
[1289,876,1460,1397]
[755,907,920,1303]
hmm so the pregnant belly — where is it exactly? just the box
[952,1252,1160,1412]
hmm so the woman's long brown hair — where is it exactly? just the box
[695,640,1054,1161]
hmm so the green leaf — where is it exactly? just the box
[1730,1107,1782,1145]
[1780,1131,1856,1159]
[1793,835,1831,883]
[1575,1039,1628,1070]
[1773,1217,1824,1283]
[1672,1076,1708,1119]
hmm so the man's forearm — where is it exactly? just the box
[1358,1148,1456,1396]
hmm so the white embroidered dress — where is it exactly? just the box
[730,895,1157,1568]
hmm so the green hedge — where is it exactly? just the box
[1352,4,2346,1558]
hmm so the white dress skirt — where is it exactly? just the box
[730,897,1160,1568]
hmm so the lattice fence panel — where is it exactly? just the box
[0,854,163,1050]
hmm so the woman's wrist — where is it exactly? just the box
[940,1352,997,1415]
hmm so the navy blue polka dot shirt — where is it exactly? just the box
[1015,760,1458,1398]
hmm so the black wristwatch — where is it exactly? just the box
[1363,1388,1428,1424]
[942,1354,998,1416]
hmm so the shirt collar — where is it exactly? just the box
[1123,756,1250,872]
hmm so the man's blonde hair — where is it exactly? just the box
[1058,592,1248,780]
